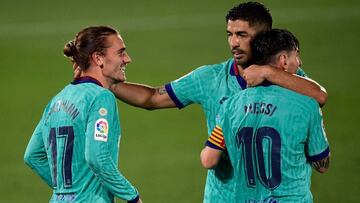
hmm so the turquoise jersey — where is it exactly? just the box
[165,58,309,202]
[24,77,139,203]
[209,84,329,203]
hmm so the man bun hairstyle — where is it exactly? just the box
[63,26,118,70]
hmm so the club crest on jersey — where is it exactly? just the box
[94,118,109,142]
[99,107,108,116]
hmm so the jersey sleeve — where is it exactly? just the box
[306,105,330,162]
[296,67,308,78]
[205,103,226,150]
[85,90,139,202]
[165,66,208,109]
[24,104,53,188]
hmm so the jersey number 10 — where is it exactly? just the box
[236,126,281,190]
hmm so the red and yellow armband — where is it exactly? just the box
[206,125,225,150]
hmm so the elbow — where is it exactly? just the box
[23,153,31,166]
[85,149,105,173]
[317,91,328,107]
[23,149,33,167]
[201,156,217,169]
[143,105,157,111]
[200,149,218,169]
[85,150,97,170]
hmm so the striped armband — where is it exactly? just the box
[206,125,225,150]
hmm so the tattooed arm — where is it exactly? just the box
[110,82,176,110]
[72,65,175,110]
[311,155,330,173]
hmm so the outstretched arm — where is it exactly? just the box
[73,64,176,110]
[243,65,328,106]
[110,82,176,110]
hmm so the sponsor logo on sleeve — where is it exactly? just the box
[94,118,109,142]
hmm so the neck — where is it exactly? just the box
[81,68,109,89]
[237,64,245,76]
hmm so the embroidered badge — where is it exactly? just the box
[99,108,108,116]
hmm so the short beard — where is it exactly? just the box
[236,58,252,69]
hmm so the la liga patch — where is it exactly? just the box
[94,118,109,142]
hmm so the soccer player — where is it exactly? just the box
[73,2,328,202]
[200,29,330,202]
[24,26,142,203]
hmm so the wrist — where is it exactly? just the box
[262,65,275,79]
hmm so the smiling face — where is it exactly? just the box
[100,34,131,84]
[227,20,262,67]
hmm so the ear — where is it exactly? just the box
[278,54,288,71]
[90,52,104,68]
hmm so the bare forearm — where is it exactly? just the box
[265,68,328,106]
[110,82,176,110]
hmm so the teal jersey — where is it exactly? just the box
[24,77,139,203]
[166,59,245,202]
[210,84,329,203]
[165,58,309,202]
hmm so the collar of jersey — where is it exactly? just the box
[71,76,103,87]
[229,59,247,90]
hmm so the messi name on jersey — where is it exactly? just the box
[244,102,277,116]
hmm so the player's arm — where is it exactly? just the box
[200,125,225,169]
[73,65,175,110]
[85,91,140,202]
[244,65,328,106]
[24,118,53,187]
[85,141,141,203]
[307,105,330,173]
[200,147,223,169]
[110,82,176,110]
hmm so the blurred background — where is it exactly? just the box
[0,0,359,202]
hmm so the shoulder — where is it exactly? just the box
[76,84,116,107]
[171,59,233,86]
[270,85,319,111]
[193,58,233,75]
[93,88,116,103]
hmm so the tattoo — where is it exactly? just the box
[311,156,330,173]
[157,86,167,95]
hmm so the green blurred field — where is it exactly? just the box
[0,0,359,202]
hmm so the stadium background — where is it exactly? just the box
[0,0,359,202]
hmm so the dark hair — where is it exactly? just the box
[64,26,118,70]
[250,29,299,65]
[226,2,272,31]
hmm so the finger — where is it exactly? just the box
[74,67,81,79]
[72,61,78,71]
